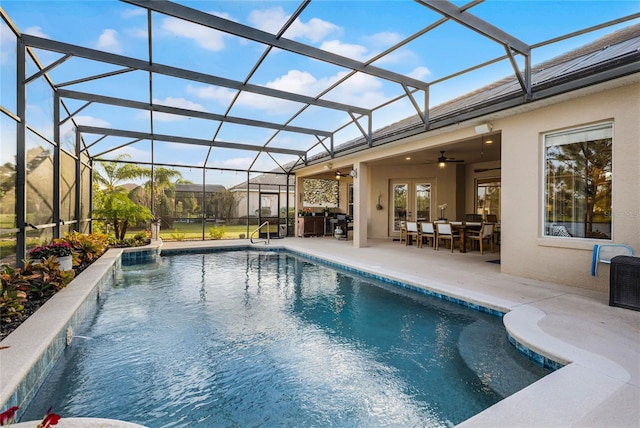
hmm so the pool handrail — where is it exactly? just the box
[250,221,270,245]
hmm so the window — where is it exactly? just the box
[476,178,500,221]
[544,123,612,239]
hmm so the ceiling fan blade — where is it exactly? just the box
[446,159,465,163]
[474,167,501,172]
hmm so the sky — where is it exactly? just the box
[1,0,639,186]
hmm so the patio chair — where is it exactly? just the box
[336,214,353,240]
[591,244,634,276]
[466,222,495,254]
[418,222,435,248]
[435,222,460,252]
[465,213,483,223]
[405,221,420,246]
[399,220,407,244]
[551,224,572,237]
[486,214,498,223]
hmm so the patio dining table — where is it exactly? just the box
[451,222,482,253]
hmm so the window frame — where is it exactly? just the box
[541,121,613,241]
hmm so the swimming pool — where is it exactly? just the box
[24,250,550,427]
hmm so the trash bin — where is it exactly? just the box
[609,256,640,311]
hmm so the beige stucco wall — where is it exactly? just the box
[295,78,639,290]
[500,81,640,291]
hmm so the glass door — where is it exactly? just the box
[259,192,280,238]
[390,180,432,237]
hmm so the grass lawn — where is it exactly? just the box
[157,221,283,241]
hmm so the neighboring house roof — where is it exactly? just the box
[297,23,640,168]
[230,173,295,192]
[119,183,140,191]
[174,183,226,193]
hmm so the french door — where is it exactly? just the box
[389,180,432,237]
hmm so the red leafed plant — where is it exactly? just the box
[0,406,60,427]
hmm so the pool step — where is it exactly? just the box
[457,320,550,398]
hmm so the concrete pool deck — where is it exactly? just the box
[162,237,640,427]
[1,237,637,426]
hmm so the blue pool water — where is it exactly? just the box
[25,250,550,427]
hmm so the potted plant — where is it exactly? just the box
[29,242,74,271]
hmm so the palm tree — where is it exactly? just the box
[94,154,147,192]
[129,167,182,221]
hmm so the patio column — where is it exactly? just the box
[353,162,368,248]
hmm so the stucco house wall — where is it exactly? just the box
[499,80,640,291]
[295,78,639,292]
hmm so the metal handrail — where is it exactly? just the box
[250,221,270,244]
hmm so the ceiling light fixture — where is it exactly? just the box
[335,170,342,180]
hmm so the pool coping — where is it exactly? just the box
[0,240,633,426]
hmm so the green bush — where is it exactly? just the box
[209,226,226,240]
[0,265,28,322]
[0,257,75,322]
[59,231,109,266]
[171,228,186,241]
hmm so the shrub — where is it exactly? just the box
[209,226,226,240]
[60,231,109,266]
[20,258,75,299]
[0,258,74,322]
[28,242,73,260]
[0,266,28,322]
[171,228,185,241]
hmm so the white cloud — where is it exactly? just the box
[323,72,388,107]
[363,31,403,48]
[220,157,254,169]
[162,17,225,51]
[71,115,110,127]
[222,69,340,114]
[155,97,206,111]
[124,28,148,39]
[187,84,236,104]
[96,29,122,54]
[319,40,370,61]
[235,69,387,114]
[24,26,49,38]
[121,8,146,19]
[265,69,337,96]
[189,66,388,115]
[61,115,110,142]
[407,66,431,80]
[248,7,340,43]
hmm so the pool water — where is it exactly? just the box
[24,251,550,427]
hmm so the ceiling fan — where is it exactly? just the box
[437,151,464,164]
[474,167,501,173]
